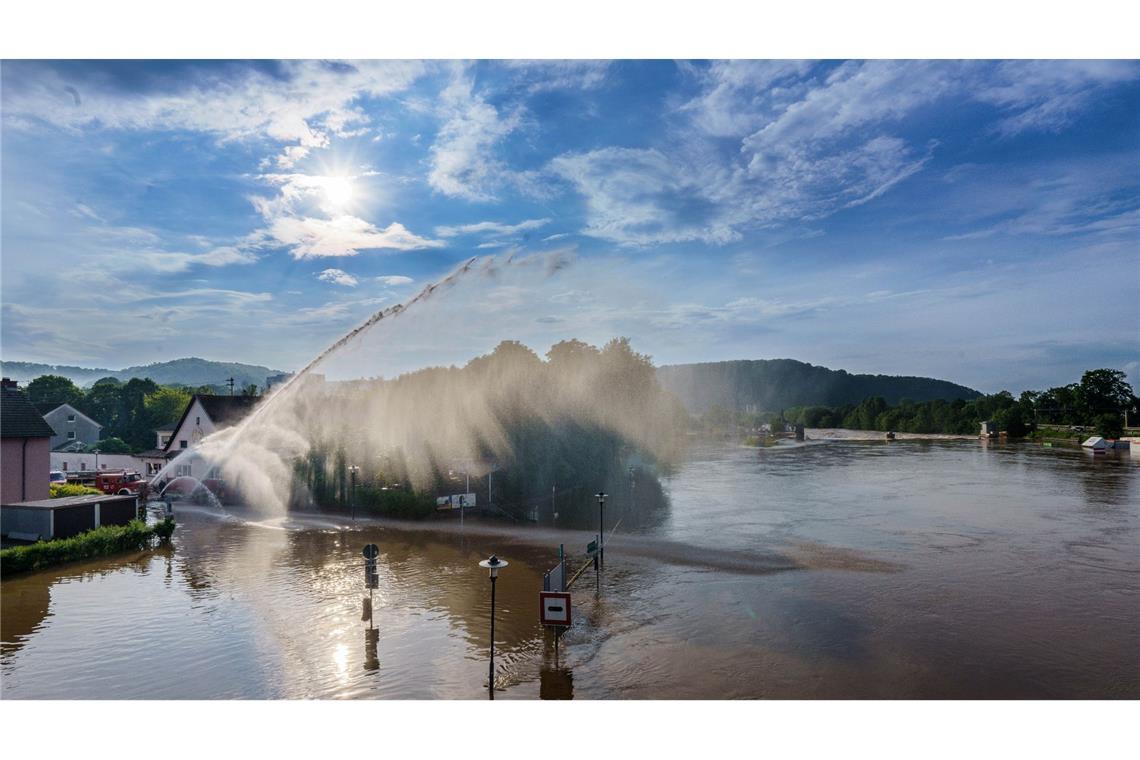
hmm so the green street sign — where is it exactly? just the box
[586,539,598,555]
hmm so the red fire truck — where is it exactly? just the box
[95,470,149,497]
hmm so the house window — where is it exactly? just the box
[180,440,188,449]
[176,464,192,477]
[196,416,200,425]
[68,414,75,422]
[68,431,76,439]
[63,461,68,471]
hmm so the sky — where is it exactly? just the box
[1,59,1138,393]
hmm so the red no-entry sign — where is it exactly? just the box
[540,591,572,627]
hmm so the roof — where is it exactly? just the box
[4,494,137,509]
[45,403,104,429]
[1,385,56,439]
[164,394,260,452]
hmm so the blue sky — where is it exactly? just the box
[1,59,1137,392]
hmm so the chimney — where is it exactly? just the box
[1,377,18,390]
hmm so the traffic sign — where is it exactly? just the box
[362,544,379,560]
[540,591,572,627]
[586,539,598,555]
[364,566,379,589]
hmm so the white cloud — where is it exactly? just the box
[317,268,359,287]
[427,66,524,200]
[266,216,443,259]
[681,60,814,138]
[2,60,426,160]
[550,146,750,245]
[500,60,612,94]
[376,275,413,286]
[975,60,1140,136]
[251,172,443,257]
[435,218,550,238]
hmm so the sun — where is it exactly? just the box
[319,175,355,212]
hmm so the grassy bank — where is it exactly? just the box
[1,518,175,576]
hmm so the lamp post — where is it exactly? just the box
[348,465,359,522]
[478,554,508,699]
[595,491,607,571]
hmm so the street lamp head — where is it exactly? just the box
[595,491,607,502]
[479,554,508,578]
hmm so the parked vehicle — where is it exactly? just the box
[49,470,67,483]
[95,470,148,497]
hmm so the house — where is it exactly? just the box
[136,422,178,476]
[160,394,260,481]
[43,403,103,451]
[1,378,55,504]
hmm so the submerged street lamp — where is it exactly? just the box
[595,491,607,571]
[348,465,360,522]
[478,554,508,699]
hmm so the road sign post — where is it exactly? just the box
[540,591,572,628]
[362,544,379,626]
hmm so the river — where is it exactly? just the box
[2,435,1137,699]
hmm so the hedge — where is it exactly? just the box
[1,518,175,575]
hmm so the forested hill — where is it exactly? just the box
[0,357,284,389]
[656,359,981,414]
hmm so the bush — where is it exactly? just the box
[356,486,436,519]
[50,482,101,498]
[1,520,158,575]
[1094,413,1124,439]
[153,517,176,543]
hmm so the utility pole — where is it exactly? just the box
[226,377,235,396]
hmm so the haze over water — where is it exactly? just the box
[3,436,1136,699]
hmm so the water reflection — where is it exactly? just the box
[2,439,1137,699]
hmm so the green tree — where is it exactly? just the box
[86,437,132,453]
[25,374,84,413]
[1094,413,1124,439]
[1079,369,1133,420]
[144,386,191,428]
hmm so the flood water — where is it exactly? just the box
[3,435,1138,699]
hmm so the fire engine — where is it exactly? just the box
[95,470,148,497]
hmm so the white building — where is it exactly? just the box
[158,394,260,482]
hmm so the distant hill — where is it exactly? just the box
[656,359,981,414]
[0,357,287,389]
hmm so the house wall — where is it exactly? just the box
[51,452,146,474]
[160,399,222,482]
[1,437,50,503]
[43,405,102,450]
[170,399,218,454]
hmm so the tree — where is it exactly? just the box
[144,387,191,428]
[25,374,84,413]
[1079,369,1133,420]
[86,437,132,454]
[1094,413,1124,439]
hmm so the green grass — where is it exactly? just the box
[1,518,175,576]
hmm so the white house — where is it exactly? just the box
[159,394,260,482]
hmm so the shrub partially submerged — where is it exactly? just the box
[0,519,173,575]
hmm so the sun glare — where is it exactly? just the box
[320,175,355,212]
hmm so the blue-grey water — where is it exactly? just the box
[3,435,1137,698]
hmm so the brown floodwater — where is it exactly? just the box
[2,436,1137,699]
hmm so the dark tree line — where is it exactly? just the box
[770,368,1136,438]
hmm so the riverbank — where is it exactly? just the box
[0,518,174,575]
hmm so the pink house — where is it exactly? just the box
[1,378,55,504]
